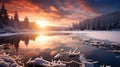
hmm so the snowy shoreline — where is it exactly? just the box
[0,31,120,42]
[0,49,23,67]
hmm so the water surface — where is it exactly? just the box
[0,31,120,67]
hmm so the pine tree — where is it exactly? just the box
[24,16,29,23]
[72,11,120,30]
[14,10,19,22]
[0,3,9,26]
[24,16,29,28]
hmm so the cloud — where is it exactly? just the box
[82,0,120,14]
[0,0,120,26]
[0,0,11,3]
[50,6,58,12]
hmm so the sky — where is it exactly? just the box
[0,0,120,26]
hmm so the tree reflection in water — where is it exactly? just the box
[0,34,39,52]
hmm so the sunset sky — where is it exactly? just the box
[0,0,120,26]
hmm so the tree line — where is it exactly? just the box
[0,4,40,30]
[72,11,120,30]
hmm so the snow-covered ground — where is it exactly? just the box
[59,31,120,43]
[57,31,120,43]
[84,31,120,43]
[0,32,38,37]
[0,50,23,67]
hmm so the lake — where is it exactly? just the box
[0,31,120,67]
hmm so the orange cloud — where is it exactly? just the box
[50,6,58,12]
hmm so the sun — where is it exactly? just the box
[37,20,50,28]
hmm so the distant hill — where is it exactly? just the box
[72,11,120,30]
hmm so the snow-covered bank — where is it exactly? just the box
[27,57,66,67]
[1,31,120,43]
[0,26,39,37]
[0,50,23,67]
[39,31,120,43]
[84,31,120,43]
[0,32,38,37]
[63,31,120,43]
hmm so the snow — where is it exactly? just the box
[26,48,97,67]
[84,31,120,43]
[0,32,36,37]
[79,54,94,67]
[0,50,22,67]
[54,48,97,67]
[0,26,17,33]
[27,57,66,67]
[39,31,120,43]
[1,31,120,43]
[54,53,61,60]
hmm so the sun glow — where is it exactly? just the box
[37,20,50,28]
[35,35,50,44]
